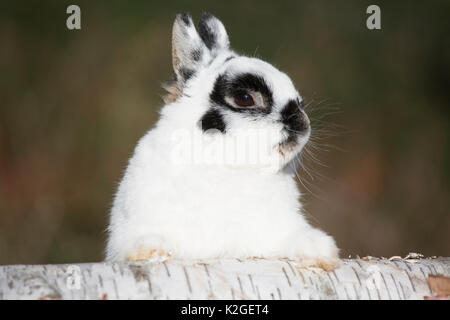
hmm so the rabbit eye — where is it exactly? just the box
[233,92,255,107]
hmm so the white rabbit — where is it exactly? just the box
[106,13,339,270]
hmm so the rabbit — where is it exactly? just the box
[105,13,340,271]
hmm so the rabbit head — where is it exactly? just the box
[163,13,310,172]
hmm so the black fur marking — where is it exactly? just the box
[192,48,202,62]
[199,108,226,133]
[281,99,309,136]
[179,68,195,81]
[224,56,235,63]
[210,73,273,115]
[198,13,217,50]
[179,13,191,25]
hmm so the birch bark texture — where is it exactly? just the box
[1,257,449,300]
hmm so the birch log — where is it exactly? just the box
[0,257,449,300]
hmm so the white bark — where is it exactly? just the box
[0,257,448,300]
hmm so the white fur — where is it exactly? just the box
[106,14,339,265]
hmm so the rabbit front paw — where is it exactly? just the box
[295,256,341,272]
[292,229,340,271]
[126,247,171,262]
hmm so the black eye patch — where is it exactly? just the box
[210,73,273,114]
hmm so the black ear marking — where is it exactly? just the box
[167,13,229,104]
[199,108,226,133]
[179,68,195,81]
[224,56,235,63]
[198,13,229,52]
[168,13,210,103]
[191,48,203,62]
[179,13,191,25]
[198,13,217,50]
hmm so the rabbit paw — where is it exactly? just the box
[291,229,340,271]
[126,248,171,262]
[295,256,341,272]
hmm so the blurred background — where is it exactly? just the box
[0,0,449,264]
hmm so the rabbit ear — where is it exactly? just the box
[198,13,230,52]
[165,13,230,104]
[172,13,207,82]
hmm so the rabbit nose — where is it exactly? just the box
[280,100,310,134]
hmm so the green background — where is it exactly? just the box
[0,1,449,264]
